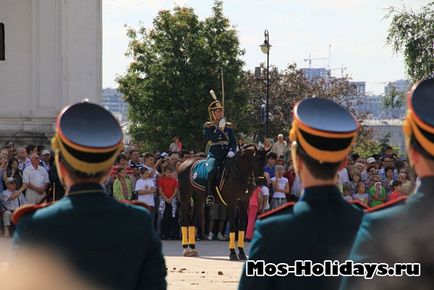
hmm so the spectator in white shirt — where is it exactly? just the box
[23,153,49,205]
[270,165,289,209]
[271,134,288,160]
[135,167,156,212]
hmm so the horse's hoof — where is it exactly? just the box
[229,252,239,261]
[183,248,191,257]
[238,252,247,260]
[189,249,199,257]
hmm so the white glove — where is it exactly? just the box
[219,118,226,130]
[227,151,235,158]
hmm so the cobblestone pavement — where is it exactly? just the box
[0,237,250,290]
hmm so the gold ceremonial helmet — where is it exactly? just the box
[208,90,224,121]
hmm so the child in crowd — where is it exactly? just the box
[353,181,369,206]
[135,167,156,212]
[389,180,403,201]
[259,178,270,213]
[157,166,178,240]
[270,165,289,209]
[350,171,361,195]
[112,167,133,201]
[368,176,387,207]
[398,168,411,195]
[341,183,353,202]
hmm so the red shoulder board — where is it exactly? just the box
[258,202,295,220]
[120,200,151,211]
[12,203,50,224]
[349,200,369,210]
[367,196,407,213]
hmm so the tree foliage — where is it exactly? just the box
[382,84,404,109]
[240,64,356,141]
[385,2,434,82]
[117,1,246,151]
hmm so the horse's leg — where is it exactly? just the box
[237,202,247,260]
[180,198,190,253]
[187,194,201,257]
[227,205,238,261]
[179,176,193,257]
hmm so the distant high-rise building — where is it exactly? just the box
[350,95,406,119]
[102,88,128,122]
[301,68,331,80]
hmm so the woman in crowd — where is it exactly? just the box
[398,167,411,195]
[3,158,23,190]
[350,170,361,195]
[382,167,396,193]
[112,167,133,201]
[368,176,387,207]
[353,181,369,206]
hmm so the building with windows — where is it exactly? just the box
[0,1,102,144]
[102,88,128,122]
[301,68,331,80]
[363,119,405,153]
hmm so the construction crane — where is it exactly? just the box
[330,65,347,78]
[303,53,327,68]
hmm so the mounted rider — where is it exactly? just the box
[203,90,237,204]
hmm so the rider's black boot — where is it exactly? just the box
[205,173,216,206]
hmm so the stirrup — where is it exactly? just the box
[205,195,215,206]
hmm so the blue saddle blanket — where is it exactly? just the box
[191,159,207,190]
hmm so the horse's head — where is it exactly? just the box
[253,146,270,180]
[237,144,269,181]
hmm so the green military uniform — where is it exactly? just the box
[13,102,166,290]
[340,79,434,290]
[239,98,363,290]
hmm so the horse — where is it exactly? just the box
[177,144,268,260]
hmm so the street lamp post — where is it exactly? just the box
[260,30,271,138]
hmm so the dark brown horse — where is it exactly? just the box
[177,144,268,260]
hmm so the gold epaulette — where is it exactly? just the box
[258,202,295,220]
[367,196,407,213]
[204,122,215,128]
[226,122,234,129]
[12,203,50,224]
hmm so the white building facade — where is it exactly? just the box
[0,0,102,144]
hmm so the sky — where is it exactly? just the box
[103,0,431,95]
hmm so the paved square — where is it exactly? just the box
[0,238,249,290]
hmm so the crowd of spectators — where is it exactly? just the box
[0,142,62,237]
[1,136,413,241]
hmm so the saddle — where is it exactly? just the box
[190,159,230,193]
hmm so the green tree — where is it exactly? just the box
[240,64,355,140]
[386,2,434,82]
[382,84,404,109]
[117,1,246,151]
